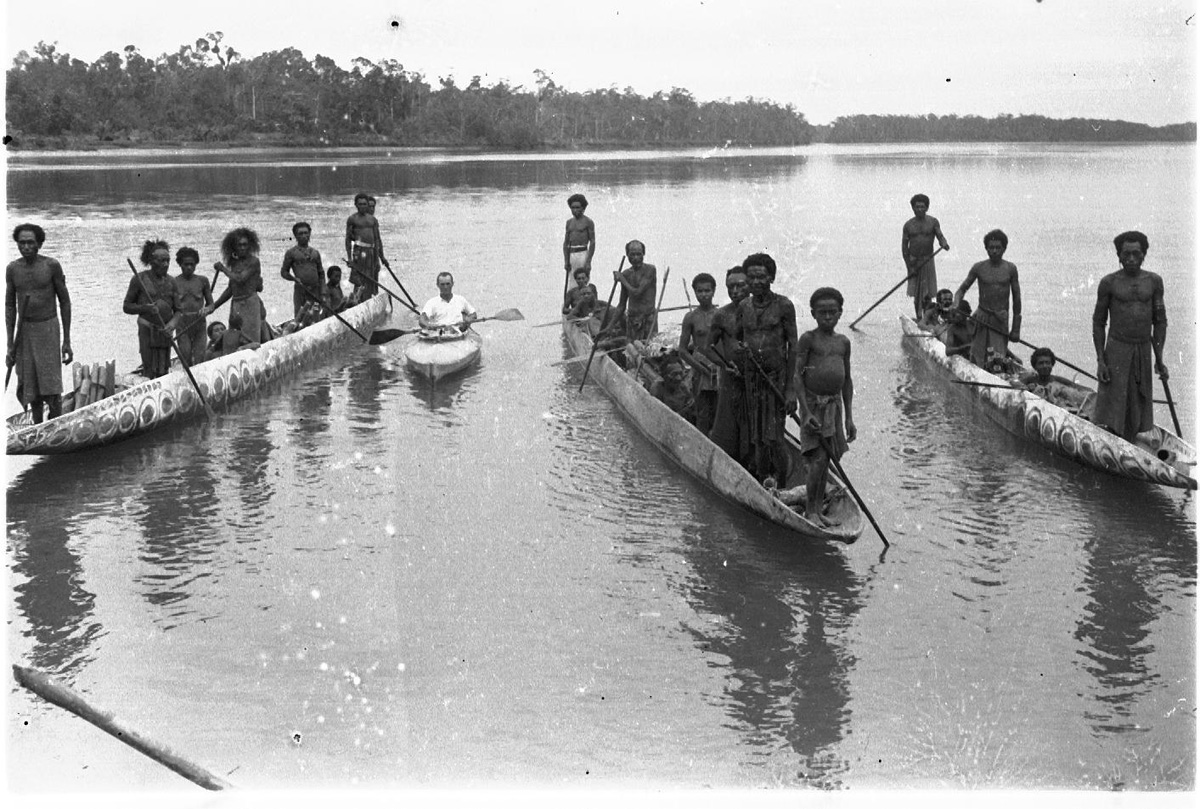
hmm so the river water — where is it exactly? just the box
[5,144,1195,793]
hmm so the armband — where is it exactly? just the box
[1152,303,1167,325]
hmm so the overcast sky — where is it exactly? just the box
[6,0,1196,125]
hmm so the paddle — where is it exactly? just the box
[292,279,368,342]
[682,276,693,311]
[126,258,216,419]
[4,294,29,392]
[13,664,233,791]
[347,263,418,315]
[740,345,890,547]
[849,246,944,330]
[965,313,1098,382]
[654,266,671,331]
[952,376,1172,406]
[578,256,625,391]
[381,261,419,310]
[532,304,693,329]
[1161,376,1183,438]
[551,346,626,367]
[368,308,524,346]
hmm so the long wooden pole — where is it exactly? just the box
[741,346,890,547]
[965,313,1098,382]
[849,246,943,330]
[5,294,30,392]
[13,664,234,791]
[1161,377,1183,438]
[578,256,625,391]
[293,280,368,342]
[126,259,215,418]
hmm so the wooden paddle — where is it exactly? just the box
[1161,376,1183,438]
[532,304,693,329]
[381,261,419,310]
[347,263,418,315]
[741,345,890,547]
[369,308,524,346]
[952,376,1172,405]
[682,276,693,311]
[579,256,625,391]
[13,664,233,791]
[126,259,216,419]
[551,346,626,367]
[849,246,944,330]
[964,313,1098,382]
[4,294,29,392]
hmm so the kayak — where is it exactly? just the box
[6,291,390,454]
[899,314,1196,490]
[562,315,864,544]
[404,330,483,380]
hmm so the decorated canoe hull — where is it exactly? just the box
[404,331,483,380]
[6,292,390,455]
[562,316,863,544]
[899,314,1196,490]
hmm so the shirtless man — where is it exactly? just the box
[124,239,181,379]
[678,272,721,434]
[1091,230,1168,441]
[281,222,327,318]
[562,193,595,278]
[614,239,658,342]
[704,266,751,464]
[345,192,386,298]
[173,246,214,366]
[212,227,264,349]
[736,252,799,484]
[796,287,856,525]
[5,223,72,422]
[954,229,1021,368]
[901,193,951,318]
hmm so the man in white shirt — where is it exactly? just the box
[419,272,478,334]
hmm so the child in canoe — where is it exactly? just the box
[650,354,696,423]
[795,287,856,526]
[563,266,598,316]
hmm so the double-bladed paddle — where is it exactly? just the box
[368,308,524,346]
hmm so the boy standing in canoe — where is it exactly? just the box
[796,287,856,526]
[954,229,1021,368]
[173,246,213,367]
[705,266,751,465]
[563,193,595,279]
[678,272,721,434]
[901,193,951,319]
[281,222,328,318]
[5,223,73,422]
[1091,230,1168,442]
[614,239,657,342]
[737,252,799,485]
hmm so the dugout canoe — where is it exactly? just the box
[403,330,483,381]
[6,291,390,455]
[562,316,864,544]
[899,314,1197,490]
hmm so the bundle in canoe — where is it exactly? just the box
[561,314,864,544]
[900,313,1196,490]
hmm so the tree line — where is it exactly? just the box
[6,35,1194,149]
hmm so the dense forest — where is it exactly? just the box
[6,35,1194,149]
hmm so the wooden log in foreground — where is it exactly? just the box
[12,664,234,791]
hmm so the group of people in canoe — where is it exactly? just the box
[562,194,855,525]
[898,193,1171,444]
[560,191,1176,522]
[4,192,397,422]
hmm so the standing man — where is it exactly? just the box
[954,229,1021,368]
[704,266,751,466]
[614,239,657,342]
[736,252,799,485]
[6,223,72,422]
[1091,230,1168,441]
[563,193,595,281]
[346,192,386,300]
[901,193,951,318]
[124,239,181,379]
[281,221,327,318]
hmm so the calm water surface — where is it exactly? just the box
[5,143,1195,791]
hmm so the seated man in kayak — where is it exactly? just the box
[418,272,478,336]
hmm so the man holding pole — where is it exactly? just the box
[1091,230,1169,442]
[5,223,73,422]
[901,193,950,318]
